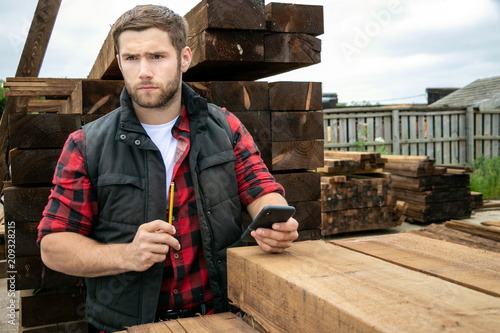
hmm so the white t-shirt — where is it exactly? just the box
[142,117,179,203]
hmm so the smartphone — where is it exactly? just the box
[240,205,296,243]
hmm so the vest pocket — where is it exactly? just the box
[197,150,237,209]
[96,173,145,226]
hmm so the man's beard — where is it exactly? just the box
[126,65,181,109]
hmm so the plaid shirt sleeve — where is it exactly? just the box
[223,108,285,206]
[37,130,96,244]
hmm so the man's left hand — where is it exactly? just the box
[251,217,299,253]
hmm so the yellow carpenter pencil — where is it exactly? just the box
[168,182,174,224]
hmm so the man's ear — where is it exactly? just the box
[180,47,192,73]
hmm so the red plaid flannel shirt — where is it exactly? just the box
[38,105,284,312]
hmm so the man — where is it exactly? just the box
[37,5,298,332]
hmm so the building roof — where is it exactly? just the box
[431,75,500,108]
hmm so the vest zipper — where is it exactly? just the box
[205,208,228,311]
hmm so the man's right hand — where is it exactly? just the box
[125,220,181,272]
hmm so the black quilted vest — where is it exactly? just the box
[83,83,243,332]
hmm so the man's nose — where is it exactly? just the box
[138,59,153,79]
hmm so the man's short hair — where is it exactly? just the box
[111,5,188,56]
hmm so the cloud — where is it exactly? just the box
[2,0,500,105]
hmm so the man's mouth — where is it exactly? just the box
[138,86,157,92]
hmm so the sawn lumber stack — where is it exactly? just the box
[319,151,405,235]
[383,155,473,223]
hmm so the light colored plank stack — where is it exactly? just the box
[409,221,500,253]
[227,237,500,333]
[119,313,258,332]
[383,155,473,223]
[319,151,401,235]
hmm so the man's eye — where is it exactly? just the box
[126,56,136,61]
[152,55,163,59]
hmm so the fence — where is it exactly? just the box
[323,106,500,165]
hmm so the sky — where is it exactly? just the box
[1,0,500,105]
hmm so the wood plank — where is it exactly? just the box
[15,0,62,77]
[427,115,435,159]
[185,0,265,39]
[331,233,500,297]
[3,186,51,223]
[271,141,323,171]
[492,113,499,158]
[14,222,39,257]
[410,223,500,253]
[418,115,425,155]
[459,113,467,163]
[366,117,374,152]
[325,150,381,162]
[401,115,409,155]
[14,256,81,290]
[339,118,347,148]
[271,111,323,141]
[264,32,321,65]
[444,220,500,242]
[475,113,482,159]
[481,221,500,227]
[443,114,451,163]
[227,240,500,333]
[88,30,122,80]
[27,98,69,113]
[20,288,86,328]
[273,171,321,203]
[434,114,443,164]
[125,313,258,333]
[186,81,269,111]
[291,201,322,231]
[8,114,81,149]
[409,115,417,155]
[484,113,492,158]
[232,111,271,142]
[21,320,88,333]
[268,82,322,111]
[185,30,265,81]
[9,149,61,185]
[71,79,124,115]
[265,2,323,36]
[451,114,459,163]
[254,141,271,169]
[383,115,392,153]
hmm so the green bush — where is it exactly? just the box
[470,155,500,199]
[0,80,8,119]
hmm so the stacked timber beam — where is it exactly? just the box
[383,155,473,223]
[181,0,325,241]
[3,78,123,332]
[227,237,500,333]
[319,151,404,236]
[0,1,90,331]
[187,81,324,240]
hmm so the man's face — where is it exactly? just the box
[117,27,189,109]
